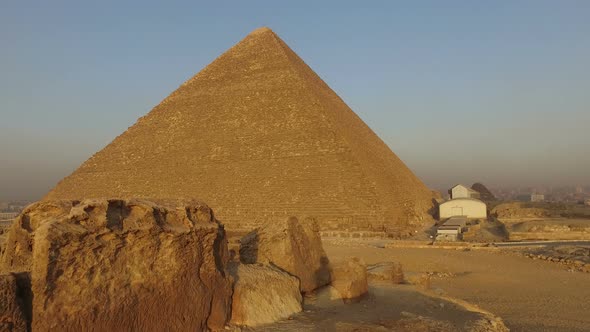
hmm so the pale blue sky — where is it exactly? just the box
[1,1,589,200]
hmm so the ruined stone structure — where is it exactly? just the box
[45,27,434,235]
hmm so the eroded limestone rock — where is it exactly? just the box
[239,216,330,293]
[1,200,75,273]
[229,263,302,327]
[1,199,232,331]
[0,274,27,332]
[367,262,405,284]
[329,257,368,301]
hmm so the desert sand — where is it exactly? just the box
[321,240,590,332]
[252,284,503,332]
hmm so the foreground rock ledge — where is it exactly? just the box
[239,216,331,293]
[1,199,232,331]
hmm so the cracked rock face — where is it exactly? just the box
[1,199,232,331]
[0,274,27,332]
[239,216,331,293]
[328,257,368,301]
[229,263,302,327]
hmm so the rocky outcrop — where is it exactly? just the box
[523,245,590,273]
[492,202,551,219]
[1,200,75,273]
[0,274,27,332]
[328,257,368,301]
[462,220,509,242]
[239,216,330,293]
[1,199,232,331]
[229,263,302,327]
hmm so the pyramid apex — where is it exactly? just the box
[249,26,275,35]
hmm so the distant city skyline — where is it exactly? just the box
[1,1,589,200]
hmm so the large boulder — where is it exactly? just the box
[229,263,302,327]
[239,216,330,293]
[328,257,368,301]
[0,274,27,332]
[1,199,232,331]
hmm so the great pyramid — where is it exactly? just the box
[46,27,434,235]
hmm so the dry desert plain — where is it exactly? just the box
[224,226,590,332]
[316,240,590,332]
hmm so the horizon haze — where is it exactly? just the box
[1,1,589,201]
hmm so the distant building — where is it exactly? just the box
[531,194,545,202]
[437,185,487,241]
[448,184,481,199]
[439,198,487,219]
[0,212,18,221]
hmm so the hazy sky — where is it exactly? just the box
[1,1,589,200]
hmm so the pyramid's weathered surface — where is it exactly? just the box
[46,27,434,235]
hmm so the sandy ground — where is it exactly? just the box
[251,283,502,332]
[233,236,509,332]
[323,241,590,332]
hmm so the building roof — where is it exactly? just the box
[440,197,486,205]
[448,184,479,194]
[443,216,468,227]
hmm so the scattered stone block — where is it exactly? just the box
[328,257,368,301]
[405,272,431,290]
[367,262,404,284]
[239,216,330,293]
[229,263,302,327]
